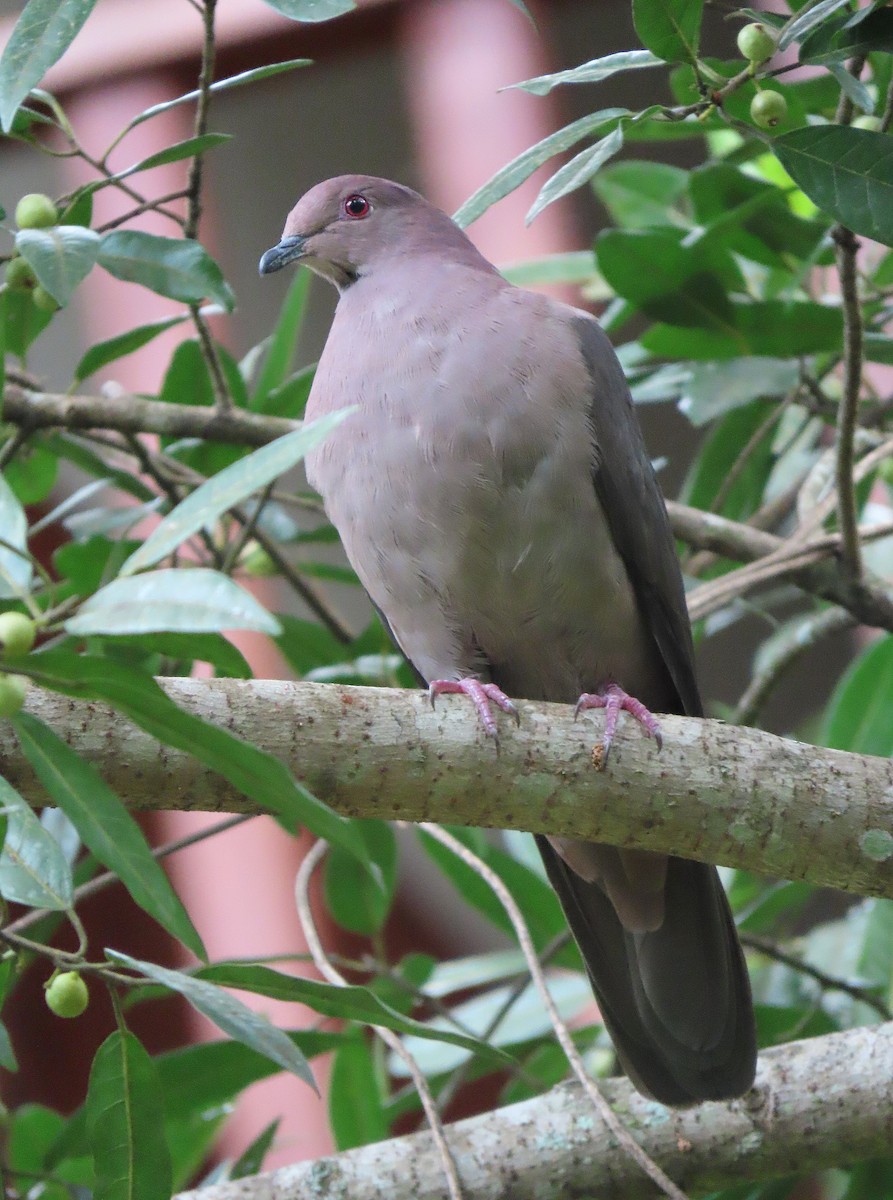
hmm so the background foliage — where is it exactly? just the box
[1,0,892,1196]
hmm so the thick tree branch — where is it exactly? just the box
[4,679,892,899]
[175,1022,893,1200]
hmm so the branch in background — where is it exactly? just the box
[4,680,893,900]
[174,1022,893,1200]
[833,223,865,577]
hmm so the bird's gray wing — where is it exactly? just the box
[568,312,702,718]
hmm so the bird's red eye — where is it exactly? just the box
[343,194,370,219]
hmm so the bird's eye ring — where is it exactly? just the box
[343,194,370,219]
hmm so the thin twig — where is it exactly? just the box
[417,823,689,1200]
[741,932,892,1022]
[833,224,864,577]
[295,840,467,1200]
[96,190,189,233]
[184,0,217,240]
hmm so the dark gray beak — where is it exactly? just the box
[258,235,307,275]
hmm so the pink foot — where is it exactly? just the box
[575,681,662,766]
[429,678,520,739]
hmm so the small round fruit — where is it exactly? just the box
[0,612,36,658]
[4,256,35,291]
[15,193,58,230]
[737,23,776,64]
[0,673,26,717]
[45,971,89,1019]
[751,90,788,129]
[32,285,60,312]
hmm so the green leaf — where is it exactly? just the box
[0,471,32,600]
[642,299,842,359]
[819,635,893,755]
[26,650,363,861]
[778,0,851,52]
[4,443,58,505]
[632,0,702,63]
[324,820,397,935]
[512,49,661,96]
[12,712,205,959]
[678,358,799,426]
[329,1038,388,1151]
[16,226,100,306]
[108,952,317,1086]
[596,228,736,329]
[87,1031,172,1200]
[110,133,231,182]
[453,109,630,228]
[774,127,893,249]
[799,7,893,65]
[0,285,53,361]
[500,251,599,289]
[527,126,624,223]
[66,568,281,637]
[252,268,311,410]
[0,0,98,132]
[230,1118,281,1178]
[98,631,251,678]
[124,59,311,134]
[196,962,513,1066]
[74,315,188,383]
[0,774,73,910]
[120,412,354,576]
[682,399,777,521]
[262,0,355,20]
[98,231,235,311]
[0,1021,17,1072]
[593,159,689,228]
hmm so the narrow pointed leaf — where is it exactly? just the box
[774,127,893,248]
[512,49,661,96]
[330,1039,387,1150]
[74,315,188,383]
[66,569,281,636]
[252,268,311,410]
[527,126,624,223]
[778,0,851,51]
[0,0,98,132]
[230,1118,281,1178]
[12,712,205,959]
[99,231,235,311]
[16,226,100,305]
[262,0,355,19]
[0,473,32,599]
[120,410,353,576]
[0,775,73,910]
[87,1031,172,1200]
[107,952,317,1087]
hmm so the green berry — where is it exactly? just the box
[32,285,60,312]
[15,193,58,230]
[45,971,89,1019]
[750,90,788,130]
[0,612,36,658]
[737,23,776,64]
[4,256,35,291]
[0,673,27,717]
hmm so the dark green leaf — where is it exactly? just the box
[4,442,58,505]
[262,364,315,419]
[12,711,205,959]
[329,1039,387,1151]
[66,568,281,637]
[87,1031,172,1200]
[74,315,188,383]
[799,7,893,65]
[0,774,73,910]
[682,399,776,520]
[16,226,100,305]
[120,412,353,575]
[113,133,231,180]
[453,109,630,228]
[324,820,397,935]
[230,1118,281,1178]
[774,127,893,248]
[160,337,214,407]
[9,1104,65,1171]
[99,632,251,678]
[593,159,689,228]
[819,635,893,755]
[262,0,355,20]
[512,50,661,96]
[0,1020,17,1072]
[778,0,851,51]
[252,268,311,410]
[632,0,702,63]
[527,126,624,222]
[843,1158,893,1199]
[642,299,842,359]
[274,613,349,674]
[0,285,53,360]
[196,962,513,1065]
[108,952,317,1086]
[0,0,98,132]
[26,650,364,860]
[99,230,235,311]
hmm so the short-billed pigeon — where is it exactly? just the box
[259,175,756,1105]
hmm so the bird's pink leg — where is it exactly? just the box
[575,681,662,765]
[429,678,520,738]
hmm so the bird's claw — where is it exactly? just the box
[429,678,519,739]
[575,681,662,768]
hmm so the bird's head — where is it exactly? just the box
[259,174,490,291]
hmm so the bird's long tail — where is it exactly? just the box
[535,836,756,1105]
